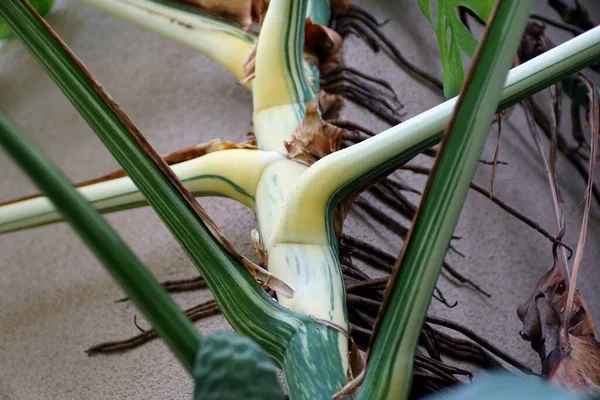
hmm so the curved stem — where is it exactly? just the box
[77,0,256,83]
[0,149,282,234]
[272,25,600,244]
[0,0,303,365]
[253,0,317,153]
[0,111,203,374]
[360,1,532,398]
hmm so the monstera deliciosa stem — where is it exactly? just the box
[78,0,257,82]
[251,0,351,397]
[0,0,307,371]
[1,0,350,398]
[3,0,600,398]
[359,1,532,398]
[0,112,203,374]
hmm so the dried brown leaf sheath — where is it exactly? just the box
[172,0,269,29]
[550,334,600,396]
[238,18,342,85]
[305,17,343,64]
[284,97,344,165]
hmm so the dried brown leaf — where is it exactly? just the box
[319,91,345,120]
[172,0,269,29]
[284,97,343,166]
[251,228,267,266]
[238,17,343,85]
[331,0,350,14]
[518,264,600,393]
[349,340,366,381]
[305,17,343,64]
[550,334,600,396]
[238,44,257,85]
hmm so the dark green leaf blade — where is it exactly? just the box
[194,331,284,400]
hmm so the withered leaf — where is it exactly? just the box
[238,43,257,85]
[284,97,343,166]
[305,17,343,64]
[172,0,269,29]
[238,18,343,85]
[550,335,600,396]
[518,265,600,396]
[251,228,267,267]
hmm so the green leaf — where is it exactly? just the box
[359,1,532,398]
[0,111,202,373]
[418,0,495,98]
[423,373,585,400]
[194,331,284,400]
[0,0,54,40]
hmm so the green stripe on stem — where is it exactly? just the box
[360,1,533,399]
[0,0,301,364]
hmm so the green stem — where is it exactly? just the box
[283,325,348,400]
[275,24,600,239]
[0,112,202,373]
[0,0,301,364]
[359,1,532,398]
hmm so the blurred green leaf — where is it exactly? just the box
[194,331,284,400]
[0,0,55,40]
[423,373,586,400]
[0,111,202,374]
[417,0,495,98]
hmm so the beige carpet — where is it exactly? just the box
[1,0,599,398]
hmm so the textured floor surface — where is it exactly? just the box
[1,0,599,398]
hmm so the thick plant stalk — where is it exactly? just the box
[356,1,532,398]
[272,25,600,240]
[0,149,283,233]
[0,112,203,374]
[249,0,351,397]
[0,0,306,367]
[77,0,256,82]
[252,0,316,152]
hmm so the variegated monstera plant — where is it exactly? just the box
[1,0,600,399]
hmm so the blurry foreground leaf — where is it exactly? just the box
[194,331,284,400]
[423,372,586,400]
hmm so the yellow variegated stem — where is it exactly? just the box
[0,149,283,234]
[252,0,319,153]
[76,0,256,83]
[254,0,314,110]
[272,24,600,245]
[249,0,350,393]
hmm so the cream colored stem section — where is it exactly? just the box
[0,149,283,234]
[252,0,317,153]
[255,158,349,373]
[77,0,256,83]
[253,0,312,111]
[270,26,600,244]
